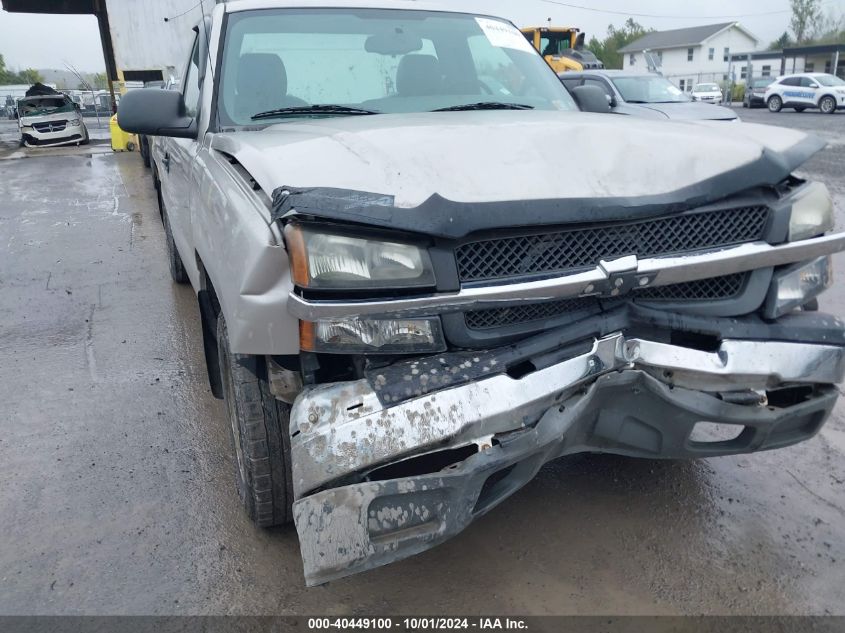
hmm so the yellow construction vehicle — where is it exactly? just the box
[521,27,605,73]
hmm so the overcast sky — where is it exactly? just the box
[1,0,843,72]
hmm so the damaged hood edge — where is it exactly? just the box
[209,112,825,239]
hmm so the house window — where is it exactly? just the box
[740,66,747,80]
[679,79,686,91]
[825,60,832,73]
[762,65,771,77]
[805,62,815,72]
[708,48,714,61]
[629,53,635,66]
[723,74,728,81]
[687,48,694,62]
[724,47,730,62]
[657,50,663,62]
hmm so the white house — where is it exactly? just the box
[619,22,760,91]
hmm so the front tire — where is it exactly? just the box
[218,315,294,527]
[767,95,783,112]
[820,96,836,114]
[162,207,189,284]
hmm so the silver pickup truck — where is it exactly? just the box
[118,0,845,586]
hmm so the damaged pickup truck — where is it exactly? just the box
[117,0,845,586]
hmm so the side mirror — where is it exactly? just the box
[117,88,197,139]
[571,84,612,113]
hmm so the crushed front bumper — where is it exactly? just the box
[290,332,844,586]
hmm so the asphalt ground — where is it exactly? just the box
[0,107,844,616]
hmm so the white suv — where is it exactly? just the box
[764,72,845,114]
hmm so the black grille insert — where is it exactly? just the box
[464,274,749,330]
[465,297,598,330]
[455,206,770,282]
[637,273,747,302]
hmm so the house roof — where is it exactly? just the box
[619,22,754,53]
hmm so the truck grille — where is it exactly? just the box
[455,206,769,283]
[465,297,598,330]
[636,273,747,302]
[464,274,748,330]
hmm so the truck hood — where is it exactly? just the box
[629,101,737,121]
[210,110,823,238]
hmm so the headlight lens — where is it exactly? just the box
[764,256,833,319]
[789,181,834,241]
[300,317,446,354]
[285,224,435,290]
[68,118,81,127]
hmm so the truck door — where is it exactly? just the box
[162,35,202,286]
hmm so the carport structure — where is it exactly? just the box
[1,0,209,108]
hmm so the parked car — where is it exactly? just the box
[743,77,776,108]
[118,1,844,586]
[17,92,89,147]
[765,73,845,113]
[690,82,723,104]
[560,70,738,120]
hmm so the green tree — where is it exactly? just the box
[790,0,822,43]
[587,19,652,70]
[768,31,793,50]
[0,53,43,85]
[90,72,109,90]
[16,68,43,84]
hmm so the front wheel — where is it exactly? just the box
[767,95,783,112]
[162,207,189,284]
[218,315,294,527]
[820,96,836,114]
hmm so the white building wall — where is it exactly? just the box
[622,26,759,90]
[105,0,208,78]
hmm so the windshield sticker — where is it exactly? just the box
[475,18,535,54]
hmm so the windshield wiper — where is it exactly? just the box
[432,102,535,112]
[251,105,379,120]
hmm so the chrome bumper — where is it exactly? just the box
[290,333,845,499]
[291,333,843,585]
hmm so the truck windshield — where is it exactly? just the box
[610,75,690,104]
[218,8,576,126]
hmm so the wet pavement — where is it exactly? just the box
[0,110,844,615]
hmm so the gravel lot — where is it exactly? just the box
[0,107,844,616]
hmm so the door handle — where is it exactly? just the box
[163,152,171,173]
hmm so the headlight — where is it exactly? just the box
[68,118,81,127]
[764,256,833,319]
[300,317,446,354]
[285,224,435,290]
[789,182,834,241]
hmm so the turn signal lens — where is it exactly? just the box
[764,256,833,318]
[300,317,446,354]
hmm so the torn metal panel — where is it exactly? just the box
[290,332,845,498]
[294,370,840,585]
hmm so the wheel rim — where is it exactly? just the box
[769,97,781,111]
[821,98,834,113]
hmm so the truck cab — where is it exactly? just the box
[117,0,845,587]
